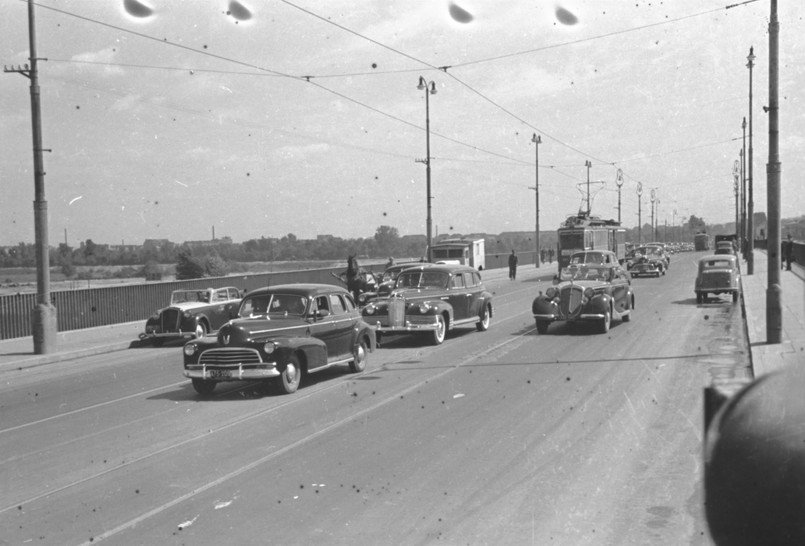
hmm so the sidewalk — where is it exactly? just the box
[741,249,805,377]
[0,262,560,373]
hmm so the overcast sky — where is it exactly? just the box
[1,0,802,247]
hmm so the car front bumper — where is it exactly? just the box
[183,363,280,381]
[367,315,440,333]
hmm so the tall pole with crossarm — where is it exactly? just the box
[530,134,541,267]
[416,76,437,262]
[766,0,782,343]
[747,46,755,275]
[4,0,57,353]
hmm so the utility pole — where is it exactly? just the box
[530,134,542,268]
[584,160,592,215]
[4,0,57,353]
[766,0,782,343]
[741,119,747,259]
[650,189,656,242]
[615,169,624,224]
[747,46,756,275]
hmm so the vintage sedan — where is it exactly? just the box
[182,284,375,395]
[140,286,242,345]
[629,245,668,277]
[361,263,492,345]
[695,255,741,304]
[532,263,634,334]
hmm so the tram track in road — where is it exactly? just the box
[0,311,537,521]
[71,325,537,545]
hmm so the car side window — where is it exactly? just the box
[343,294,356,311]
[216,289,228,301]
[450,274,465,289]
[328,294,346,315]
[315,296,330,314]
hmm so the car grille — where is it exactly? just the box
[160,309,181,332]
[702,271,732,288]
[199,348,262,366]
[560,285,584,318]
[388,297,406,327]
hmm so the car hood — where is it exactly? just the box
[162,301,212,312]
[556,280,607,289]
[216,317,309,344]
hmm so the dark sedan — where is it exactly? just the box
[532,263,634,334]
[362,263,492,345]
[182,284,375,395]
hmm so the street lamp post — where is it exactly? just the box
[734,160,740,235]
[417,76,437,262]
[650,189,656,242]
[747,46,756,275]
[741,118,747,258]
[530,134,542,268]
[637,182,643,244]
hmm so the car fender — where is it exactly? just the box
[588,293,612,315]
[271,335,328,371]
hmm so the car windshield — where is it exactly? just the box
[570,252,605,265]
[635,247,662,258]
[396,271,449,289]
[703,259,733,270]
[559,265,611,282]
[171,290,209,304]
[238,293,309,318]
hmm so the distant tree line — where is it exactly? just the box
[0,214,778,281]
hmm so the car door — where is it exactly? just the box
[308,293,354,362]
[463,272,484,319]
[609,267,630,314]
[446,272,470,320]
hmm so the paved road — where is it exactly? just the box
[0,252,797,545]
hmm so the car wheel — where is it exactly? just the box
[277,354,301,394]
[536,320,549,334]
[696,292,703,304]
[732,291,739,303]
[350,337,368,373]
[598,308,611,334]
[194,321,208,339]
[191,378,216,396]
[476,304,491,332]
[430,315,446,345]
[622,296,632,322]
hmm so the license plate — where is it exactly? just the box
[209,369,232,379]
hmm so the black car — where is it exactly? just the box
[183,284,376,395]
[361,263,492,345]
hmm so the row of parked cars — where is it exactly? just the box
[141,243,740,397]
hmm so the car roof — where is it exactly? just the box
[245,284,350,297]
[397,263,479,274]
[699,255,737,264]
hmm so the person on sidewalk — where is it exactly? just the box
[508,250,518,280]
[783,233,794,271]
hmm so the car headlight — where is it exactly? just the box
[364,305,376,315]
[183,344,197,356]
[183,311,192,318]
[416,302,431,313]
[584,287,594,299]
[546,287,556,299]
[263,342,276,354]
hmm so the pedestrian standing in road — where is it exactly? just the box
[508,250,518,280]
[783,234,794,271]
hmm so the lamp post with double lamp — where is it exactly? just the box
[747,46,756,274]
[615,169,624,224]
[584,160,592,214]
[416,76,437,262]
[529,134,542,268]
